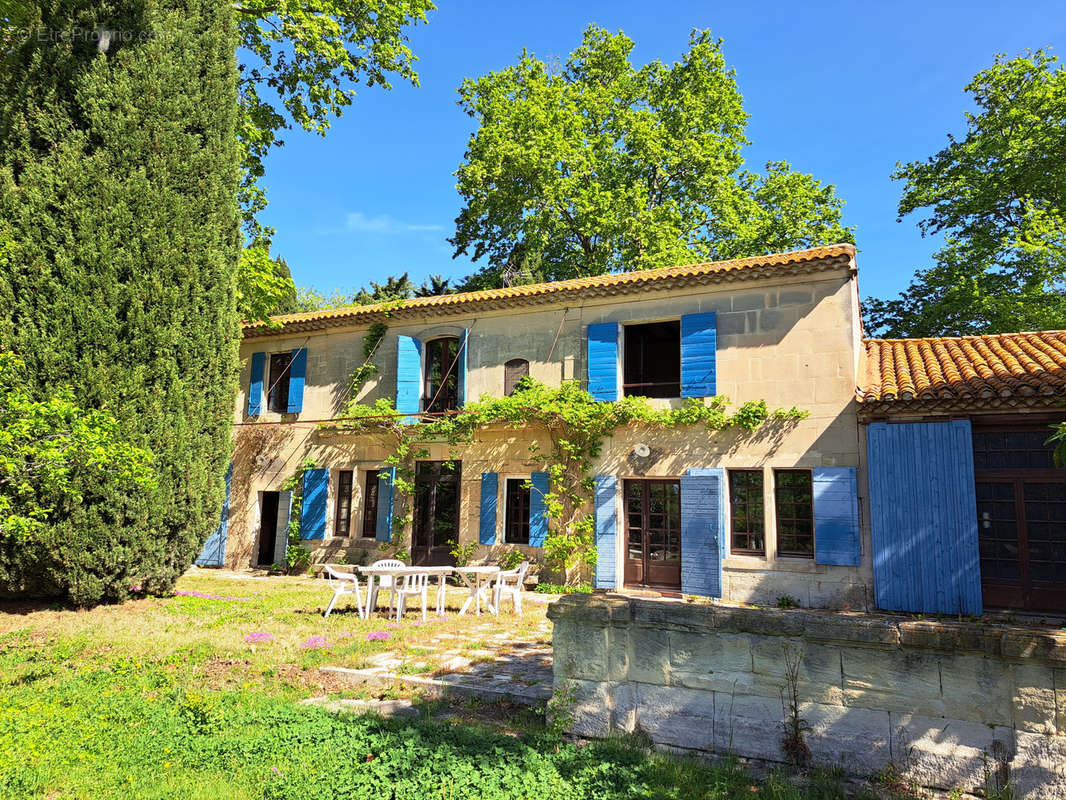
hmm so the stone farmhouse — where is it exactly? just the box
[196,243,1066,616]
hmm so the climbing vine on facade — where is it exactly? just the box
[324,379,806,582]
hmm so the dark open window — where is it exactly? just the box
[423,337,460,414]
[505,478,531,544]
[267,352,292,412]
[729,470,765,555]
[361,469,380,538]
[504,358,530,396]
[623,321,680,398]
[774,470,814,557]
[335,470,353,536]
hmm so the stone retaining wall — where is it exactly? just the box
[548,595,1066,798]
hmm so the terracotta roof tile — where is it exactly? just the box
[860,331,1066,407]
[243,243,856,338]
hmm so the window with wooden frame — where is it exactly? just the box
[423,337,460,414]
[267,352,293,413]
[334,470,354,536]
[504,358,529,396]
[729,470,765,555]
[774,469,814,557]
[361,469,380,538]
[623,321,680,398]
[505,478,531,545]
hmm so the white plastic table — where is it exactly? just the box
[357,565,452,619]
[454,565,501,616]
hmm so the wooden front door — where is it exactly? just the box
[974,425,1066,612]
[623,479,682,591]
[257,491,280,566]
[412,461,461,566]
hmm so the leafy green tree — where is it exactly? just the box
[414,274,453,297]
[450,26,853,285]
[0,0,241,603]
[233,0,434,318]
[351,272,416,304]
[0,355,156,542]
[865,51,1066,337]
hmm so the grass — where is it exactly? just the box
[0,571,888,799]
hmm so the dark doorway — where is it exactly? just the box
[257,491,280,566]
[412,461,461,566]
[974,424,1066,612]
[623,479,682,591]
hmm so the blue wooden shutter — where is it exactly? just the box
[195,463,232,566]
[479,472,498,545]
[458,329,470,407]
[287,347,306,413]
[594,475,618,589]
[867,420,982,615]
[528,472,550,547]
[248,352,266,416]
[300,468,329,540]
[680,313,717,398]
[681,468,725,597]
[813,467,861,566]
[586,322,619,401]
[375,467,396,542]
[396,336,422,423]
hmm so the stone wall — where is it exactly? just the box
[548,594,1066,798]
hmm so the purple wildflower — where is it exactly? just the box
[366,631,390,641]
[244,632,274,644]
[300,636,330,649]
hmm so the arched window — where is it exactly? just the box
[504,358,530,396]
[423,337,460,413]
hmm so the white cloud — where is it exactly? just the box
[344,212,446,235]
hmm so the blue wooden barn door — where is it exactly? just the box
[866,420,982,615]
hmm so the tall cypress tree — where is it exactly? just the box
[0,0,241,603]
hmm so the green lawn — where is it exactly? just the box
[0,571,886,799]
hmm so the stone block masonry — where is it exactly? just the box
[548,595,1066,799]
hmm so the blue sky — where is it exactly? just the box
[258,0,1066,303]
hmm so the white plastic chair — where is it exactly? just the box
[366,558,405,615]
[493,561,530,614]
[393,571,430,622]
[322,564,363,618]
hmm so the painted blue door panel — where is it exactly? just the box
[529,472,550,547]
[195,462,232,566]
[813,467,861,566]
[247,352,265,416]
[586,322,619,401]
[287,347,307,413]
[300,468,329,540]
[867,420,982,615]
[681,468,724,597]
[376,467,396,542]
[479,472,498,545]
[680,313,717,398]
[594,475,618,589]
[396,336,422,422]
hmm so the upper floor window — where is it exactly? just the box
[775,470,814,558]
[268,352,293,413]
[504,358,529,396]
[423,337,460,414]
[623,321,680,398]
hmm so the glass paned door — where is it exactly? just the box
[412,461,461,566]
[623,479,681,591]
